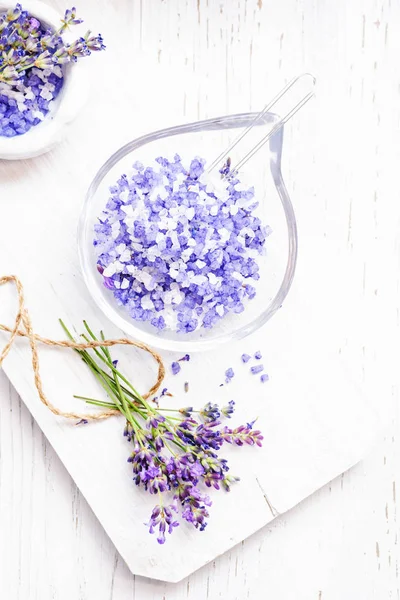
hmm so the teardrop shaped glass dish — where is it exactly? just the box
[78,111,297,352]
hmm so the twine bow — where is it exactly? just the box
[0,275,165,420]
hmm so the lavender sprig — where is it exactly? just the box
[0,4,105,84]
[61,320,263,544]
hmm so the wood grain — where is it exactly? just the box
[1,0,399,596]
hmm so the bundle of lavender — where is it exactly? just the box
[61,320,263,544]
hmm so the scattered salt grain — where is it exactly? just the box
[171,362,181,375]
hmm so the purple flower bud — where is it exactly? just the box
[221,400,235,418]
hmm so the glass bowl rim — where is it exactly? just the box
[78,111,298,352]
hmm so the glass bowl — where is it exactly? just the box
[78,111,297,352]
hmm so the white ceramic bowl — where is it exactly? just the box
[0,0,87,160]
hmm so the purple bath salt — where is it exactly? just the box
[0,67,64,138]
[171,361,181,375]
[94,155,271,334]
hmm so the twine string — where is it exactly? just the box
[0,275,165,420]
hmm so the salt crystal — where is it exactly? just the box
[163,291,173,305]
[219,228,231,243]
[186,207,195,220]
[32,110,45,121]
[103,263,117,277]
[113,261,124,273]
[121,278,129,290]
[141,294,154,310]
[119,249,131,263]
[231,272,243,282]
[191,275,207,285]
[158,187,169,200]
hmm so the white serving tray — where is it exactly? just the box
[0,221,381,581]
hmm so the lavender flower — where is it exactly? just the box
[0,4,105,138]
[64,320,263,545]
[221,424,263,447]
[199,402,220,423]
[124,395,260,542]
[221,474,240,491]
[178,354,190,362]
[181,489,210,531]
[179,406,193,418]
[147,503,179,544]
[59,7,83,33]
[221,400,235,418]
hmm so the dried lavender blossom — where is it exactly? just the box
[178,354,190,362]
[221,400,235,418]
[65,320,263,545]
[0,5,105,137]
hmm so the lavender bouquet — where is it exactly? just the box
[62,320,263,544]
[0,4,105,137]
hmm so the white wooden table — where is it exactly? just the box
[1,0,399,597]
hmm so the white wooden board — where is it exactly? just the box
[0,0,397,586]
